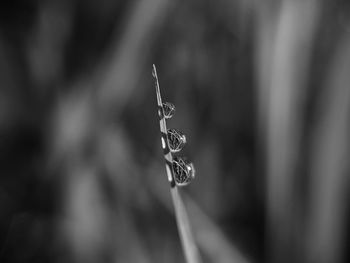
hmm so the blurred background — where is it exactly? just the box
[0,0,350,262]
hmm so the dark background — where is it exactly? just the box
[0,0,349,262]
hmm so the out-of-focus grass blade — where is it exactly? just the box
[151,170,250,263]
[255,1,320,262]
[96,0,173,115]
[306,35,350,263]
[185,193,251,263]
[171,188,202,263]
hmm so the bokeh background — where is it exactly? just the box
[0,0,350,262]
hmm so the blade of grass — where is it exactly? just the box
[306,35,350,263]
[256,1,320,262]
[153,64,202,263]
